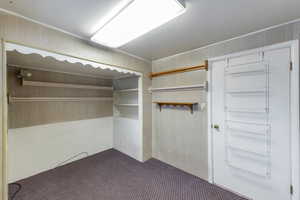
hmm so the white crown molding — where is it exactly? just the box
[0,7,151,63]
[114,48,151,63]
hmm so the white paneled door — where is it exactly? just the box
[211,46,292,200]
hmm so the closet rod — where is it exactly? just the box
[8,96,113,103]
[22,79,113,91]
[150,60,208,78]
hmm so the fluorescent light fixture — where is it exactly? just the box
[91,0,186,48]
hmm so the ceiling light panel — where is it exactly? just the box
[91,0,185,48]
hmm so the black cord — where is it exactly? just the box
[9,183,22,200]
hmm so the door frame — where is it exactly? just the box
[1,39,8,200]
[207,40,299,200]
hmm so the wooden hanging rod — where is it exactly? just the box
[150,60,208,78]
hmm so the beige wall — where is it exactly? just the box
[152,21,300,180]
[0,12,152,198]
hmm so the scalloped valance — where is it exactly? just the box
[5,42,142,76]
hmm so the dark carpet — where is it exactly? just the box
[9,149,247,200]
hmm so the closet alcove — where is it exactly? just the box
[5,43,143,183]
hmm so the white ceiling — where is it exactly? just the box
[1,0,300,60]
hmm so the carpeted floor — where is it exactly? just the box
[9,149,247,200]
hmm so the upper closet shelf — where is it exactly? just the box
[150,60,208,78]
[6,42,142,77]
[22,79,113,91]
[149,82,208,93]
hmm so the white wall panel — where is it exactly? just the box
[8,117,113,183]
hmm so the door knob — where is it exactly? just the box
[213,124,220,131]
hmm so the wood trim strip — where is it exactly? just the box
[150,60,208,78]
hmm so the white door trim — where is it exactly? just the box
[207,40,299,200]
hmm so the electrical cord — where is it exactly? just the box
[9,183,22,200]
[8,152,88,200]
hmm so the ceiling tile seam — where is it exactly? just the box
[153,17,300,62]
[0,7,151,63]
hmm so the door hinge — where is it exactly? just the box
[290,61,293,71]
[290,185,294,195]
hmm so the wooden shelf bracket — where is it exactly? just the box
[154,102,198,114]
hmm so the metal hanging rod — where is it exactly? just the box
[21,79,113,91]
[150,60,208,78]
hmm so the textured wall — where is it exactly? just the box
[7,67,113,128]
[152,21,300,180]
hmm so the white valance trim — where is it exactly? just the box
[5,42,142,76]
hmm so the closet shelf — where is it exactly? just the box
[154,102,198,114]
[149,82,208,93]
[226,107,268,113]
[8,96,113,103]
[226,89,266,94]
[227,145,269,157]
[22,79,113,91]
[114,88,138,92]
[228,127,267,136]
[226,120,268,126]
[226,161,269,178]
[225,62,267,75]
